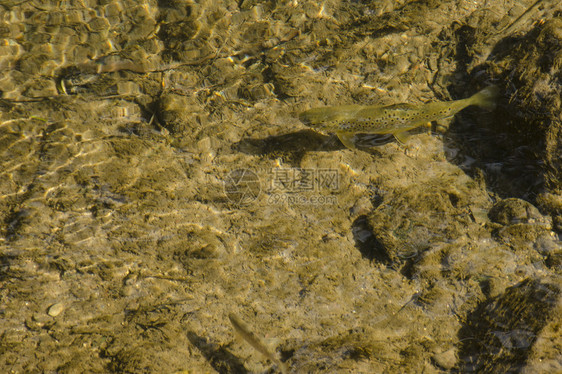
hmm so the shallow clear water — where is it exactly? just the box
[1,0,561,373]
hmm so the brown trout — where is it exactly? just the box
[299,86,499,149]
[228,313,287,374]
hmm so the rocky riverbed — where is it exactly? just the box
[1,0,561,372]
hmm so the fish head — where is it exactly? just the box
[299,105,363,132]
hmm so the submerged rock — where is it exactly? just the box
[366,170,490,268]
[458,278,561,373]
[488,198,547,226]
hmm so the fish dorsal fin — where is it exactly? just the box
[382,103,417,110]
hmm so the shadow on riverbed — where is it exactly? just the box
[437,15,562,373]
[443,17,562,205]
[234,129,394,164]
[186,331,248,374]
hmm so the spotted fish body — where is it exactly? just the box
[299,86,498,148]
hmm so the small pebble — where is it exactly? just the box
[47,303,64,317]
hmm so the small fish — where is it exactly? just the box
[299,85,499,149]
[228,313,287,374]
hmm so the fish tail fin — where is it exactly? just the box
[470,85,499,110]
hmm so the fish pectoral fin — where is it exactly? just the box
[336,132,357,149]
[393,131,411,144]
